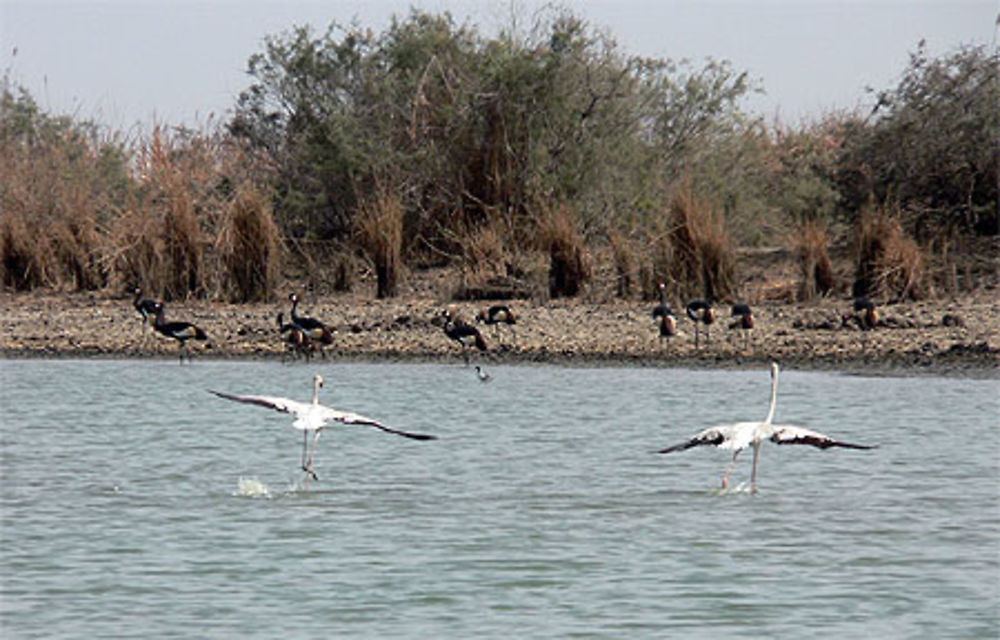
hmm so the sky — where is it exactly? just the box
[0,1,995,132]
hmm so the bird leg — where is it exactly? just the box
[750,443,761,495]
[721,450,740,489]
[303,431,322,480]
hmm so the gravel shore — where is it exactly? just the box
[2,283,997,377]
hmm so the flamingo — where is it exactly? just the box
[656,362,874,493]
[209,374,436,480]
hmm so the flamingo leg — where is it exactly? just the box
[721,450,741,489]
[750,443,761,495]
[300,430,310,473]
[304,431,321,480]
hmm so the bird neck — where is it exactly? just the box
[290,298,300,322]
[764,372,778,424]
[311,380,320,405]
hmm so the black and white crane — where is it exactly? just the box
[476,304,517,345]
[652,283,677,344]
[132,287,159,346]
[685,299,715,348]
[443,309,488,364]
[276,312,313,362]
[209,374,436,481]
[151,302,209,363]
[729,303,755,351]
[288,293,334,357]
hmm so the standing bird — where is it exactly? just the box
[288,293,334,357]
[276,313,313,362]
[132,287,159,346]
[685,299,715,349]
[652,283,677,345]
[476,305,517,346]
[729,303,755,352]
[151,302,208,363]
[656,362,875,494]
[844,297,879,330]
[209,374,436,481]
[443,309,488,364]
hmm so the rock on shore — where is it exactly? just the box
[1,287,997,376]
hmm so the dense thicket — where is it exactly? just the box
[1,10,995,302]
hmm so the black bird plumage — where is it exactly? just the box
[288,293,334,353]
[685,299,715,348]
[443,309,488,362]
[152,302,208,362]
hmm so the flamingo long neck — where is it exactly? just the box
[311,378,321,405]
[763,369,778,425]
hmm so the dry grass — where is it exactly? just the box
[218,184,282,302]
[355,187,404,298]
[608,229,637,299]
[538,202,590,298]
[854,206,927,301]
[664,181,737,302]
[792,220,836,301]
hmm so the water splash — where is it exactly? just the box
[234,476,271,499]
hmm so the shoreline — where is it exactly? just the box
[2,288,997,378]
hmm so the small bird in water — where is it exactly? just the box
[474,365,493,383]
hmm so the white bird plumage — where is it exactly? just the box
[210,374,436,480]
[657,362,874,493]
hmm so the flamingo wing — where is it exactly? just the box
[318,407,437,441]
[209,390,311,417]
[657,424,737,454]
[769,425,875,450]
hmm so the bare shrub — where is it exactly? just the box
[218,185,282,302]
[608,230,636,299]
[665,181,736,302]
[539,202,590,298]
[0,213,50,289]
[356,187,404,298]
[854,206,927,300]
[793,220,836,301]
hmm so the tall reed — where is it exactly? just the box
[793,220,835,300]
[854,205,926,300]
[665,181,736,302]
[539,202,590,298]
[356,187,404,298]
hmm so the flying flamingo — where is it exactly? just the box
[656,362,875,493]
[209,374,436,480]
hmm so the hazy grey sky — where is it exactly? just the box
[1,1,995,131]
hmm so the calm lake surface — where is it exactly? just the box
[1,359,997,638]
